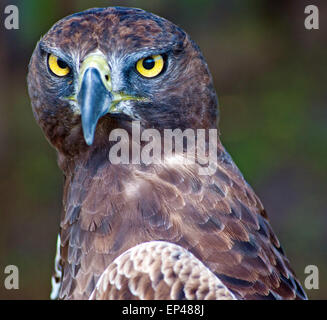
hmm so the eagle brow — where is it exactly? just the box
[131,47,171,62]
[38,42,74,66]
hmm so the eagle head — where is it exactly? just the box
[27,7,218,156]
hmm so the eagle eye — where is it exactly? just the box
[48,54,71,77]
[136,54,164,78]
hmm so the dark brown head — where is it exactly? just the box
[27,7,218,156]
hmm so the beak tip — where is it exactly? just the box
[83,132,94,146]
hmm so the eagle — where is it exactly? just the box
[27,7,307,300]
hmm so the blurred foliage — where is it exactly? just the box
[0,0,326,299]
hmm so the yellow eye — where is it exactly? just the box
[48,54,70,77]
[136,55,164,78]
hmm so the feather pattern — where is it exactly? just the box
[89,241,236,300]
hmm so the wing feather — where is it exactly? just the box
[89,241,236,300]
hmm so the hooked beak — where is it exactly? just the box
[74,54,146,146]
[78,67,112,146]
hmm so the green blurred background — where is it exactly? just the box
[0,0,326,299]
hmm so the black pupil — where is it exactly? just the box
[57,59,68,69]
[142,57,155,70]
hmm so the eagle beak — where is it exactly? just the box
[76,54,147,146]
[77,55,113,146]
[78,67,113,146]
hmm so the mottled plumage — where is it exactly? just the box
[27,7,307,300]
